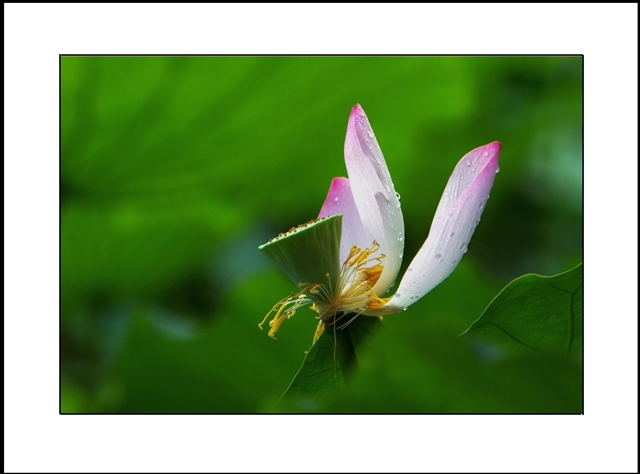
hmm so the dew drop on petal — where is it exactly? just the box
[450,232,455,238]
[471,167,476,172]
[483,151,489,157]
[459,244,466,251]
[407,267,414,272]
[334,197,339,202]
[452,259,457,264]
[466,161,471,167]
[434,253,442,259]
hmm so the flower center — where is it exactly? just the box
[259,241,390,343]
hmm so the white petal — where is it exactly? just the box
[367,142,501,315]
[344,104,404,295]
[318,177,370,264]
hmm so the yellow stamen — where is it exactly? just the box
[260,240,389,343]
[312,320,325,345]
[258,292,295,329]
[258,283,317,339]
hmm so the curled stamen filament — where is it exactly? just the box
[258,283,319,339]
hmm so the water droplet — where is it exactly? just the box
[434,253,442,259]
[395,293,401,298]
[479,203,484,210]
[452,259,458,264]
[440,259,444,263]
[409,296,415,300]
[459,244,466,251]
[495,166,500,173]
[402,308,407,312]
[333,197,339,202]
[483,151,489,157]
[471,167,476,172]
[395,192,401,200]
[407,267,414,272]
[466,161,471,167]
[450,232,455,238]
[367,130,374,139]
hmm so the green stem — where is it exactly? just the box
[325,315,359,386]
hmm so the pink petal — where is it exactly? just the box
[344,104,404,295]
[368,142,501,314]
[318,177,370,264]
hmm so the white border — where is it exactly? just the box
[5,3,638,473]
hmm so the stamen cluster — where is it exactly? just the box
[259,241,388,343]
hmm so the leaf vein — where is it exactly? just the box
[485,321,542,352]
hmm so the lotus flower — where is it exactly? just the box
[259,104,500,344]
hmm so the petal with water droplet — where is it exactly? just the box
[366,141,500,315]
[430,141,501,230]
[344,104,404,295]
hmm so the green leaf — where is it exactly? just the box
[462,263,583,357]
[279,316,382,408]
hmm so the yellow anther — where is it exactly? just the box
[312,320,325,345]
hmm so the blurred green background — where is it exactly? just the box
[61,56,582,413]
